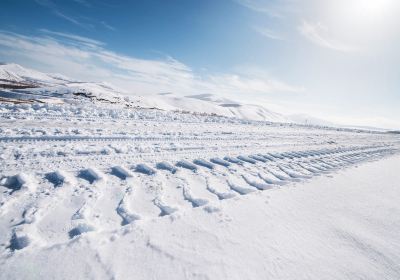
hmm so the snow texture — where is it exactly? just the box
[1,63,400,279]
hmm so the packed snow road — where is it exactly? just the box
[0,102,400,279]
[1,103,399,174]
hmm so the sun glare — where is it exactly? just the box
[346,0,395,21]
[323,0,399,41]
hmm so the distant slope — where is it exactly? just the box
[0,63,290,122]
[288,114,335,127]
[0,63,127,104]
[133,93,288,122]
[0,62,360,127]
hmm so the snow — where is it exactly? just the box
[0,63,66,84]
[193,159,215,169]
[2,173,36,192]
[1,63,400,279]
[111,166,134,180]
[135,164,157,175]
[1,153,400,279]
[0,63,347,125]
[176,160,198,171]
[45,170,75,187]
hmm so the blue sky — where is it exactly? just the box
[1,0,399,128]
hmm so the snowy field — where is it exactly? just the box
[1,102,400,279]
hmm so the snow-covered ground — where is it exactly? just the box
[1,63,400,279]
[0,100,399,279]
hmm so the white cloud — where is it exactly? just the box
[0,30,303,98]
[298,20,358,52]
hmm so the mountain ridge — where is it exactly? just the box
[0,62,358,128]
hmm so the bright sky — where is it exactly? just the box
[0,0,399,129]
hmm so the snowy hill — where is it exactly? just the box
[0,63,288,122]
[133,93,288,122]
[0,63,69,85]
[0,63,338,125]
[0,63,126,104]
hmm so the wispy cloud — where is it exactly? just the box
[235,0,283,17]
[35,0,94,30]
[253,26,284,40]
[39,29,104,47]
[0,30,303,98]
[298,20,358,52]
[34,0,56,9]
[72,0,91,7]
[235,0,299,18]
[239,1,358,52]
[53,11,94,30]
[101,21,116,31]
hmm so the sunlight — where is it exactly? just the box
[321,0,400,44]
[344,0,396,22]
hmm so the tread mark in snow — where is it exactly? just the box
[78,168,105,184]
[210,158,231,167]
[176,160,198,171]
[8,230,30,251]
[116,197,141,225]
[153,198,179,216]
[241,175,272,190]
[227,180,256,195]
[111,166,133,180]
[193,159,215,170]
[223,156,243,164]
[68,223,95,239]
[156,161,178,173]
[135,164,156,175]
[249,155,268,163]
[237,155,257,164]
[182,186,209,207]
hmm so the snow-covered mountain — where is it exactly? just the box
[0,63,127,104]
[0,63,290,122]
[0,63,69,84]
[131,93,288,122]
[1,63,335,125]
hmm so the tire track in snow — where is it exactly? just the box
[0,145,398,252]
